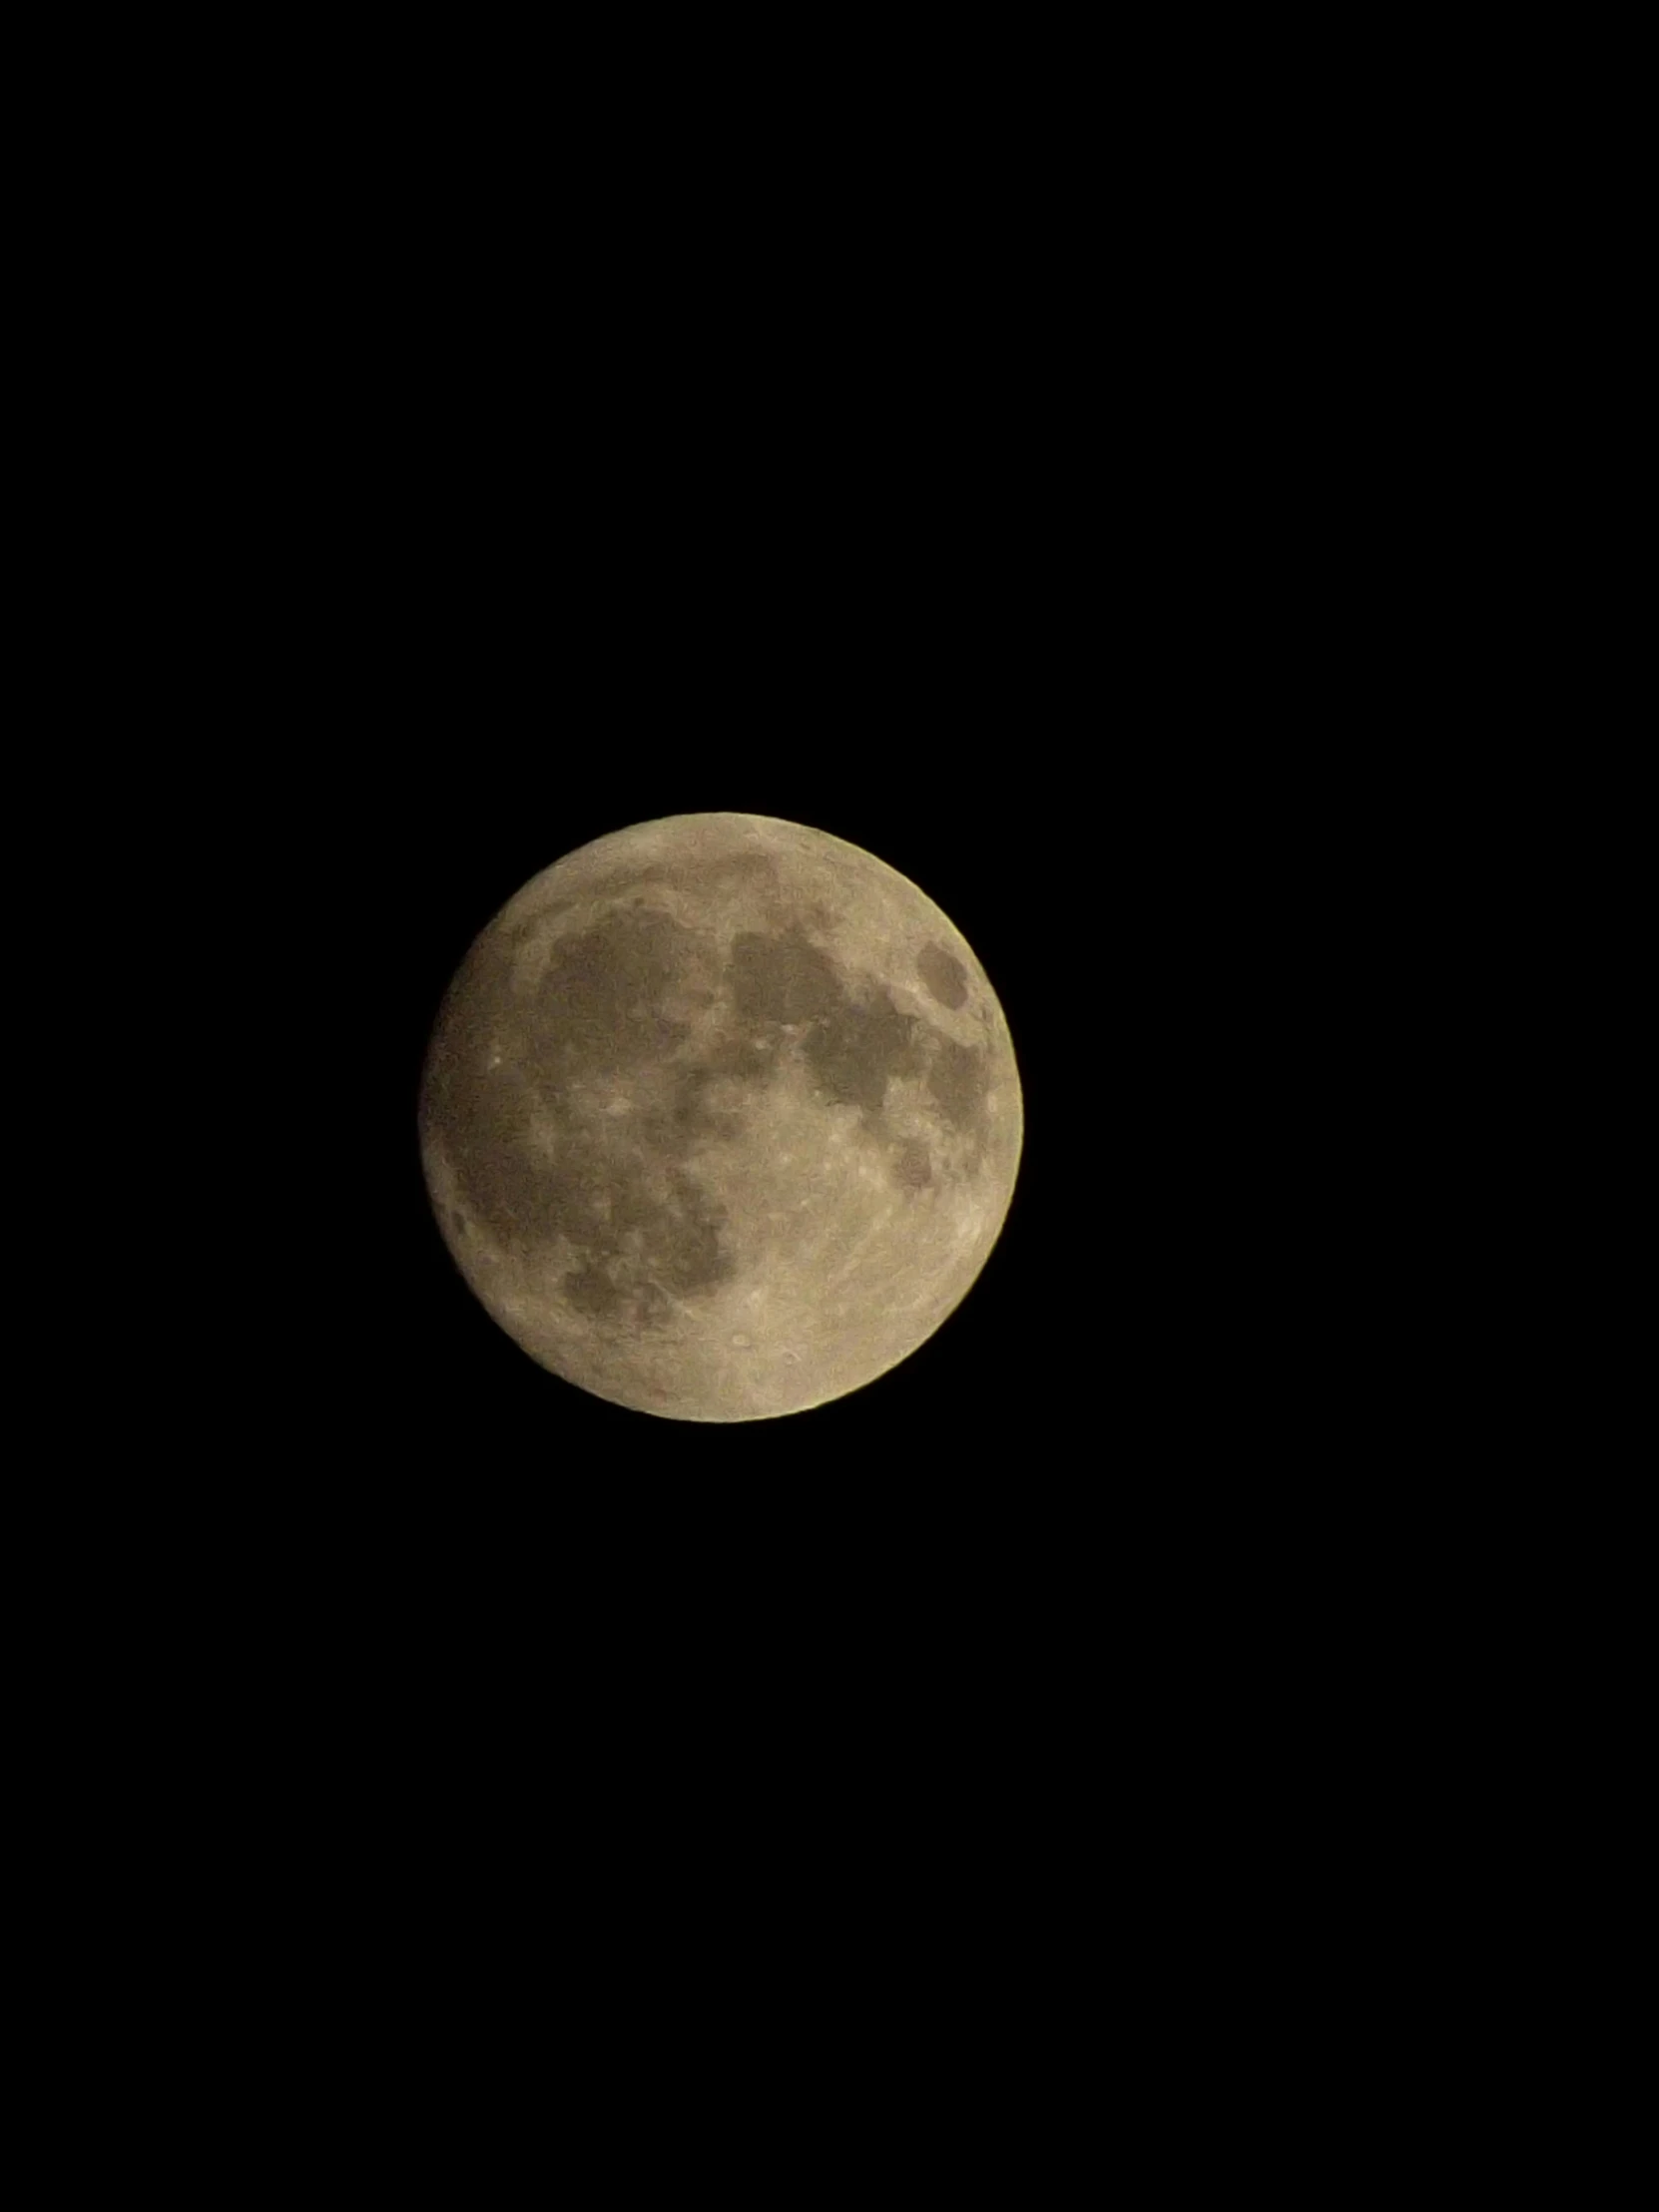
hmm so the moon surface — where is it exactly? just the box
[418,814,1022,1420]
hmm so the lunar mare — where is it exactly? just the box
[419,813,1022,1420]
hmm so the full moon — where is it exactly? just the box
[418,813,1023,1420]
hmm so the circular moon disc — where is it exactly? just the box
[418,813,1023,1420]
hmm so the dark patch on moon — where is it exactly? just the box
[663,1066,721,1141]
[701,1029,777,1085]
[551,1161,732,1329]
[728,928,845,1026]
[925,1035,989,1135]
[533,906,693,1076]
[656,1169,730,1295]
[891,1138,932,1192]
[441,1068,578,1250]
[917,942,969,1010]
[656,1057,754,1148]
[727,927,927,1118]
[562,1260,624,1319]
[425,906,739,1336]
[803,990,922,1115]
[536,1138,735,1331]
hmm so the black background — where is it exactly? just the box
[35,30,1539,2157]
[229,272,1335,1639]
[128,84,1411,1752]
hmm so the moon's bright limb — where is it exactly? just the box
[419,813,1023,1420]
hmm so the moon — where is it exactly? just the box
[418,813,1022,1420]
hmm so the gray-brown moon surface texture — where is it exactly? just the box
[418,814,1023,1420]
